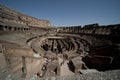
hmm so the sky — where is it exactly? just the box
[0,0,120,26]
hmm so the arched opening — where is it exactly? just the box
[8,27,12,31]
[0,25,3,31]
[67,60,75,73]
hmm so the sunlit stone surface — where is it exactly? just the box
[0,4,120,80]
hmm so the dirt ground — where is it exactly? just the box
[1,67,120,80]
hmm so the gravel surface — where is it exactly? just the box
[1,68,120,80]
[32,69,120,80]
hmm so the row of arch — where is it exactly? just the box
[0,25,30,31]
[57,24,120,35]
[0,25,50,32]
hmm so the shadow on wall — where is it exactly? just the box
[83,45,120,71]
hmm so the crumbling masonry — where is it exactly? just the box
[0,4,120,79]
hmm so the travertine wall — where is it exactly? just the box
[57,24,120,36]
[0,4,51,28]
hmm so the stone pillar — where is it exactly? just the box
[0,44,7,69]
[22,56,27,78]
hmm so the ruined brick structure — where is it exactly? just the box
[0,4,120,80]
[0,4,51,29]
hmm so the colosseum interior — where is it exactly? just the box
[0,4,120,80]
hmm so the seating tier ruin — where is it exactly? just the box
[0,4,120,80]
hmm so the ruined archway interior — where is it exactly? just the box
[0,4,120,80]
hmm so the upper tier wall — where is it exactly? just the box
[0,4,51,28]
[56,24,120,36]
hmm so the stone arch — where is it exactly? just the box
[14,27,17,31]
[4,26,8,31]
[8,27,12,31]
[0,25,4,30]
[67,60,75,72]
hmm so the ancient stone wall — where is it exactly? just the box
[55,24,120,71]
[0,4,120,80]
[0,4,51,28]
[57,24,120,36]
